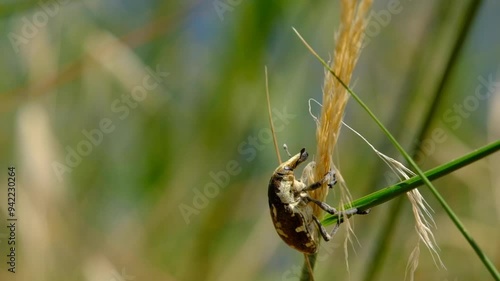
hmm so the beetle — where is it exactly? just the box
[268,147,364,254]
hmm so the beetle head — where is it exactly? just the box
[275,148,308,175]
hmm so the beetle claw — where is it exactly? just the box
[325,170,337,188]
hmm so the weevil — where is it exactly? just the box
[268,147,365,254]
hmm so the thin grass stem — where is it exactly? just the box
[322,139,500,224]
[361,1,483,279]
[294,28,500,281]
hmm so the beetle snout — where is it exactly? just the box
[287,148,308,169]
[277,148,310,173]
[298,148,308,163]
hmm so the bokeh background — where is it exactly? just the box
[0,0,499,280]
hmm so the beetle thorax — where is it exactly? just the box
[276,174,308,209]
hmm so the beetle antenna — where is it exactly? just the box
[283,143,292,157]
[265,66,282,164]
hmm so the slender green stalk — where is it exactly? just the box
[300,140,500,281]
[362,1,483,280]
[294,29,500,281]
[322,139,500,224]
[301,254,317,281]
[299,140,499,281]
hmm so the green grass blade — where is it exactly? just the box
[300,253,317,281]
[362,1,483,279]
[293,29,500,281]
[322,139,500,224]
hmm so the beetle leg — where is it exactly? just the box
[303,181,322,192]
[304,196,337,214]
[335,209,371,225]
[303,170,337,191]
[326,170,337,188]
[312,210,369,242]
[303,195,364,217]
[312,215,339,241]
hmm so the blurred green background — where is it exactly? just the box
[0,0,499,280]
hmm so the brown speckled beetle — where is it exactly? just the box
[268,148,362,254]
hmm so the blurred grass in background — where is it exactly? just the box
[0,0,499,281]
